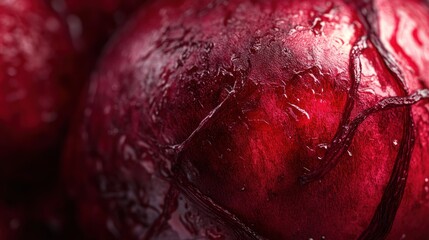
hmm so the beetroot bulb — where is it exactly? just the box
[0,0,77,193]
[60,0,145,51]
[63,0,429,239]
[46,0,148,78]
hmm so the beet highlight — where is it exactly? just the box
[63,0,429,239]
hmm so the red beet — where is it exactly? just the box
[47,0,147,77]
[0,0,77,192]
[62,0,145,50]
[63,0,429,239]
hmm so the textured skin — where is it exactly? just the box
[0,0,76,191]
[374,0,429,239]
[63,0,429,239]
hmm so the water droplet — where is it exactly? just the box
[311,17,324,35]
[393,139,399,146]
[287,102,310,120]
[318,143,329,149]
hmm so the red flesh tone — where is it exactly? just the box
[63,0,429,239]
[0,0,76,190]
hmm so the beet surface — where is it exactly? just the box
[63,0,429,239]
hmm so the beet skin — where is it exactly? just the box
[63,0,429,239]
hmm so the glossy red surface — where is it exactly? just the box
[63,0,429,239]
[0,0,77,190]
[374,0,429,239]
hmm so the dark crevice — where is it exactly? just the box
[299,35,367,184]
[300,87,429,184]
[154,67,266,239]
[171,171,265,240]
[355,1,418,239]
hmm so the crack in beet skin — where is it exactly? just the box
[170,79,240,154]
[299,75,429,184]
[145,67,266,239]
[356,1,418,239]
[167,70,266,239]
[171,173,264,240]
[299,35,368,185]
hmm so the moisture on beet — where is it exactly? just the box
[63,0,429,239]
